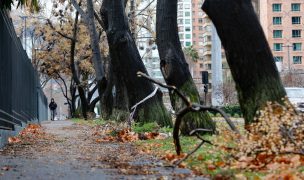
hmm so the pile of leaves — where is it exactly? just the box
[8,124,45,144]
[92,127,168,143]
[229,101,304,178]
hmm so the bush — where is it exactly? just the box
[221,105,242,117]
[132,122,159,133]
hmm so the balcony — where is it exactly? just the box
[203,41,212,46]
[203,50,212,56]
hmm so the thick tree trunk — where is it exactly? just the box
[101,0,172,127]
[156,0,215,134]
[202,0,287,125]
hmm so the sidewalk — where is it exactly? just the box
[0,120,204,180]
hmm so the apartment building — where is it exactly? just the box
[258,0,304,72]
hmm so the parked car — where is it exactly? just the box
[285,87,304,113]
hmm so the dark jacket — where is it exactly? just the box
[49,102,57,110]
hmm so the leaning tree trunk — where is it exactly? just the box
[202,0,287,126]
[100,0,172,127]
[71,0,107,116]
[156,0,215,134]
[70,9,88,120]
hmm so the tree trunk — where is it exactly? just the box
[156,0,215,134]
[85,0,108,115]
[202,0,287,125]
[101,0,172,127]
[101,56,114,119]
[70,8,88,120]
[70,78,77,117]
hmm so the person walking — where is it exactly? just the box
[49,98,57,121]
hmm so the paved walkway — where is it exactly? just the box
[0,120,203,180]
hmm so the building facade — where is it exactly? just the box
[258,0,304,72]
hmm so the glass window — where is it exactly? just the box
[273,43,282,51]
[272,4,281,12]
[274,56,283,62]
[185,34,191,39]
[185,19,191,24]
[185,27,191,31]
[293,56,302,64]
[273,17,282,25]
[293,43,302,51]
[291,3,300,11]
[292,30,301,38]
[273,30,282,38]
[198,18,203,23]
[292,17,301,24]
[185,12,190,16]
[185,42,191,46]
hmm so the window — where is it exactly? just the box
[273,43,282,51]
[293,43,302,51]
[199,26,203,31]
[178,19,183,24]
[198,18,203,23]
[185,4,190,9]
[274,56,283,62]
[178,11,183,17]
[291,3,300,11]
[292,30,301,38]
[273,30,282,38]
[185,42,191,46]
[293,56,302,64]
[185,34,191,39]
[273,17,282,25]
[292,17,301,24]
[185,27,191,32]
[185,19,191,24]
[185,12,190,16]
[272,4,281,12]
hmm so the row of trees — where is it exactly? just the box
[2,0,291,134]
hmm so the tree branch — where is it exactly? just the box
[71,0,88,21]
[137,71,240,155]
[46,19,75,41]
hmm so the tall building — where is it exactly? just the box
[177,0,193,48]
[258,0,304,72]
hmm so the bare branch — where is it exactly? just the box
[71,0,88,21]
[138,71,240,155]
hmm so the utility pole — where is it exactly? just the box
[282,45,292,72]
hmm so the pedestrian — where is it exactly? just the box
[49,98,57,121]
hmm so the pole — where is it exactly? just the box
[282,45,292,72]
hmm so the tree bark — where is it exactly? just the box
[202,0,287,125]
[70,7,88,120]
[71,0,107,116]
[156,0,215,134]
[101,0,172,127]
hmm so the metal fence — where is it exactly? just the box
[0,10,48,131]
